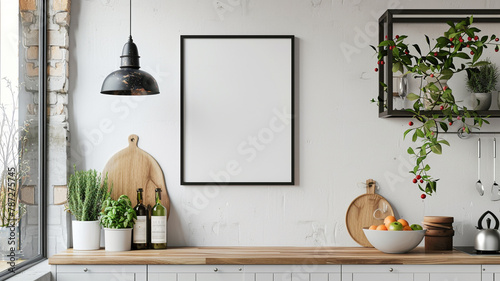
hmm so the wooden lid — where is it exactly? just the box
[424,216,454,223]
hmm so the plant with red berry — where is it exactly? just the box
[371,16,498,196]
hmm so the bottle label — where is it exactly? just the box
[133,216,147,243]
[151,216,167,243]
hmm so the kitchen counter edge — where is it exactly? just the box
[48,246,500,265]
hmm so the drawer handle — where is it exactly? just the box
[389,268,394,272]
[83,268,88,272]
[214,267,219,272]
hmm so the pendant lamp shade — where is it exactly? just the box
[101,36,159,95]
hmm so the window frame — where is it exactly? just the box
[0,0,47,278]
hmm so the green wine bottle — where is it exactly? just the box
[132,188,148,250]
[151,188,167,249]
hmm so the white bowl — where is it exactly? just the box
[363,229,426,254]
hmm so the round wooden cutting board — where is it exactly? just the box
[345,179,394,247]
[103,134,170,217]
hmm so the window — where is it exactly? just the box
[0,0,46,278]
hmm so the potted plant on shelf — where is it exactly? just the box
[67,168,109,250]
[466,61,499,110]
[372,16,499,196]
[100,194,136,251]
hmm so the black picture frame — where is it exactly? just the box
[180,35,295,185]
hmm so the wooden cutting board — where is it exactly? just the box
[103,134,170,217]
[345,179,394,247]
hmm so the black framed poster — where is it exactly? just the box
[181,35,295,185]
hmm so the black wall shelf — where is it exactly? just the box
[377,9,500,118]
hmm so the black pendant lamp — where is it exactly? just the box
[100,0,159,96]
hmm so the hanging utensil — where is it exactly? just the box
[477,138,484,196]
[492,138,500,201]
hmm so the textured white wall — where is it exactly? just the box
[69,0,500,247]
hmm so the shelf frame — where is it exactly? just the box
[377,9,500,118]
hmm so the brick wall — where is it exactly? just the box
[19,0,71,258]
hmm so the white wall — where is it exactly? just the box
[69,0,500,247]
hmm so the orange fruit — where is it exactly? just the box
[369,225,377,230]
[376,224,388,231]
[384,215,397,228]
[398,219,409,227]
[403,225,413,231]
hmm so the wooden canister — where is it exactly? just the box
[423,216,454,251]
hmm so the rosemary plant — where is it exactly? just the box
[466,61,499,93]
[67,168,110,221]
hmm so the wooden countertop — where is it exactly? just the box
[48,247,500,265]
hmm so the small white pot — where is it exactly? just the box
[104,228,132,251]
[472,92,492,110]
[72,220,101,250]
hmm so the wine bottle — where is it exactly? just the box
[151,188,167,249]
[132,188,148,250]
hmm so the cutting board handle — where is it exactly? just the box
[129,134,139,147]
[366,179,376,194]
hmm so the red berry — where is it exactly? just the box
[413,178,418,184]
[434,52,438,56]
[457,116,461,120]
[496,38,499,42]
[420,179,424,183]
[449,122,453,125]
[468,36,472,41]
[449,38,453,42]
[385,35,388,39]
[421,194,427,199]
[405,50,409,54]
[496,49,499,53]
[467,44,470,48]
[409,121,414,126]
[375,68,378,72]
[377,61,380,65]
[451,45,454,48]
[430,74,434,78]
[396,35,399,39]
[380,61,384,65]
[475,36,479,41]
[471,51,474,55]
[459,38,464,43]
[440,105,444,110]
[443,86,448,90]
[416,175,422,180]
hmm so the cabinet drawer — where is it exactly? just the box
[54,265,147,281]
[57,273,136,281]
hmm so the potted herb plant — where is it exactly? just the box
[100,194,136,251]
[466,61,499,110]
[372,16,499,196]
[67,168,109,250]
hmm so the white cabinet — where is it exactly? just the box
[52,265,147,281]
[342,265,481,281]
[481,265,500,281]
[148,264,341,281]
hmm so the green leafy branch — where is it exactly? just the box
[372,16,496,196]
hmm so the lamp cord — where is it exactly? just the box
[129,0,132,37]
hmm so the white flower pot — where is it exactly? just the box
[72,220,101,250]
[472,92,492,110]
[104,228,132,251]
